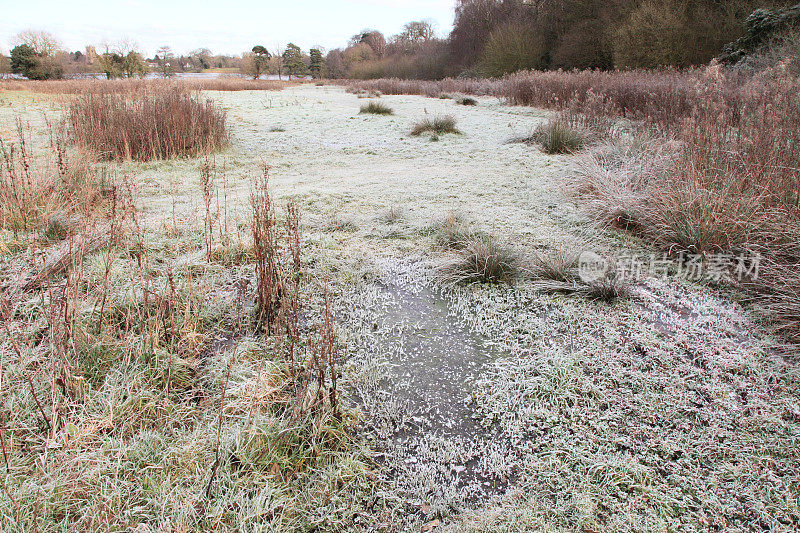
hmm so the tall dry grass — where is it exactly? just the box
[69,85,228,161]
[0,77,288,94]
[346,77,503,98]
[572,64,800,341]
[0,119,103,233]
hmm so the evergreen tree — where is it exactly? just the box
[282,43,307,79]
[309,48,325,78]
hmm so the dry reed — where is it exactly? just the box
[69,85,228,161]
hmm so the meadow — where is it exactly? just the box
[0,74,798,532]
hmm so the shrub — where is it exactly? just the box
[344,78,502,98]
[359,101,394,115]
[480,22,547,77]
[410,115,460,136]
[0,78,288,94]
[456,96,478,106]
[69,85,228,161]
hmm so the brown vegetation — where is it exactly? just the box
[0,119,103,232]
[569,64,800,340]
[69,85,228,161]
[0,77,289,94]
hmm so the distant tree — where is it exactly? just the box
[156,45,175,77]
[251,45,271,78]
[98,41,147,79]
[0,53,10,78]
[282,43,307,78]
[10,44,63,79]
[325,49,346,78]
[9,30,65,80]
[351,30,387,57]
[309,47,325,78]
[399,20,436,44]
[551,19,614,70]
[480,22,546,76]
[343,43,375,67]
[122,51,148,77]
[13,30,62,56]
[189,48,212,71]
[393,20,437,53]
[72,50,84,63]
[612,0,691,68]
[10,45,39,77]
[97,47,124,78]
[269,48,285,79]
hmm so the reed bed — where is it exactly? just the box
[571,65,800,341]
[0,77,289,94]
[69,85,229,161]
[346,77,503,98]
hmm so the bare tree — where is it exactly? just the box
[13,29,63,56]
[156,45,175,77]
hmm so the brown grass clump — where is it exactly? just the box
[410,115,460,136]
[359,101,394,115]
[69,85,228,161]
[251,164,283,332]
[437,233,519,285]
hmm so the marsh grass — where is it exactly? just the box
[524,248,631,302]
[69,85,229,162]
[0,145,354,530]
[359,101,394,115]
[410,115,460,137]
[430,211,480,250]
[0,77,288,94]
[532,120,589,154]
[570,66,800,338]
[437,233,519,285]
[0,119,103,233]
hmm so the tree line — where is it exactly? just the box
[3,2,797,81]
[326,0,799,79]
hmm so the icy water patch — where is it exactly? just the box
[343,261,517,513]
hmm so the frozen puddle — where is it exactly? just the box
[344,263,515,510]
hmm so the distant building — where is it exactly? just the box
[85,46,98,65]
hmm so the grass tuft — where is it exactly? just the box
[359,101,394,115]
[410,115,460,136]
[437,233,519,285]
[530,119,589,154]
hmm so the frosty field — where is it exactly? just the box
[1,84,799,531]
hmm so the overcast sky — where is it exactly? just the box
[2,0,457,57]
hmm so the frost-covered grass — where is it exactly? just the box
[359,101,394,115]
[0,85,797,532]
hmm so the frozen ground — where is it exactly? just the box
[2,85,799,531]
